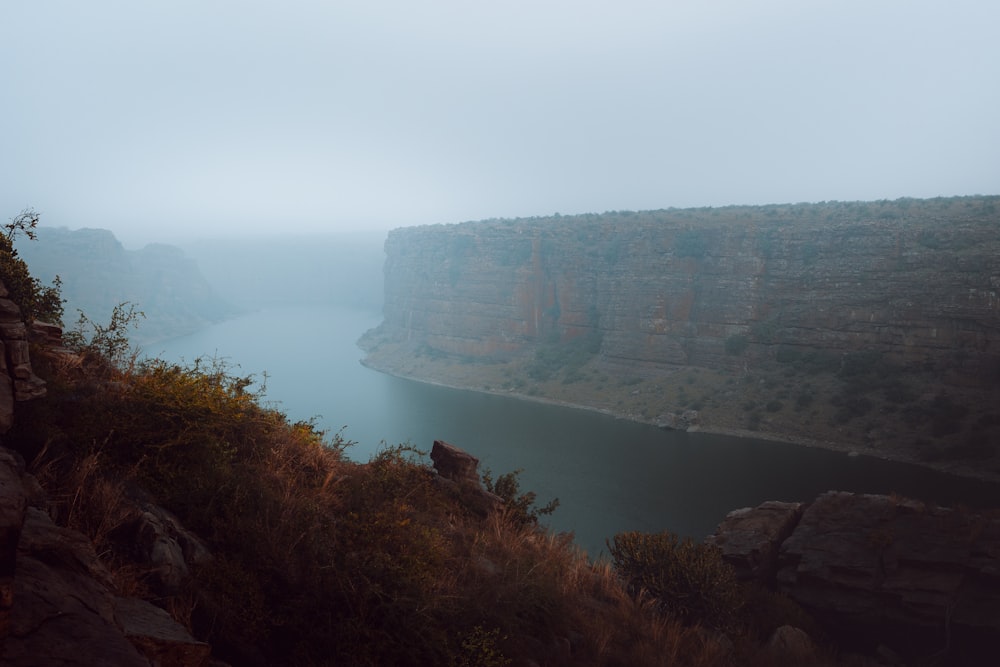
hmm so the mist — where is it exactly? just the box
[3,0,998,244]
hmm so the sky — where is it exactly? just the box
[2,0,998,247]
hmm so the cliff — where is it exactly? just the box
[2,267,995,664]
[15,227,239,344]
[708,492,1000,665]
[364,196,1000,476]
[378,196,1000,372]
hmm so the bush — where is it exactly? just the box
[608,530,742,630]
[0,208,64,324]
[482,468,558,526]
[65,302,146,371]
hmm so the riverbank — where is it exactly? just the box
[360,333,1000,485]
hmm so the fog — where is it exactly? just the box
[2,1,998,247]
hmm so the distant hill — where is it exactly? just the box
[15,227,240,344]
[179,231,386,313]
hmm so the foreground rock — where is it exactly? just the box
[0,446,210,666]
[710,491,1000,665]
[430,440,503,515]
[705,500,804,582]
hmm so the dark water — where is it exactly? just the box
[150,306,1000,557]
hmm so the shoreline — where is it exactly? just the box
[359,357,1000,486]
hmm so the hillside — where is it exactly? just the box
[14,226,239,344]
[0,275,848,666]
[362,196,1000,481]
[2,217,998,665]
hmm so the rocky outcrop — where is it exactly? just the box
[0,446,210,666]
[704,500,804,582]
[430,440,503,514]
[0,280,47,434]
[431,439,483,485]
[374,197,1000,379]
[709,492,1000,664]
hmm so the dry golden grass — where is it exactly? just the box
[10,346,862,666]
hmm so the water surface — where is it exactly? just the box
[151,306,1000,556]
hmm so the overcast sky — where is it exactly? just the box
[2,1,997,247]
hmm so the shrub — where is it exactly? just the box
[481,468,559,526]
[0,208,64,324]
[65,302,146,371]
[608,530,742,630]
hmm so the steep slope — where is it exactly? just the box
[377,197,1000,374]
[364,196,1000,477]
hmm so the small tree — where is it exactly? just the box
[481,468,559,526]
[65,302,146,370]
[0,208,64,324]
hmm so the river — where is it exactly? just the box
[149,305,1000,557]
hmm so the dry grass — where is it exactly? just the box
[9,346,863,666]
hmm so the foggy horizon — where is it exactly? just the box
[3,1,998,249]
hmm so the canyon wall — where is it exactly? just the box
[16,227,240,344]
[377,197,1000,379]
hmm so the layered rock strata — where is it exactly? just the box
[375,197,1000,378]
[0,280,47,434]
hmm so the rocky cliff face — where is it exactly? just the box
[708,492,1000,665]
[377,197,1000,379]
[0,281,47,434]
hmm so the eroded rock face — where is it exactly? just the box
[0,449,27,647]
[705,500,804,582]
[710,491,1000,664]
[778,492,1000,657]
[111,501,213,596]
[375,199,1000,376]
[431,440,483,485]
[0,279,48,433]
[0,446,211,666]
[430,440,503,515]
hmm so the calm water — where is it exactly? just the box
[150,305,1000,556]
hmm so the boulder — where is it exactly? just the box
[775,491,1000,663]
[430,440,482,485]
[3,507,151,667]
[112,502,212,595]
[114,597,210,667]
[766,625,815,663]
[705,500,804,582]
[430,440,503,515]
[0,448,212,666]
